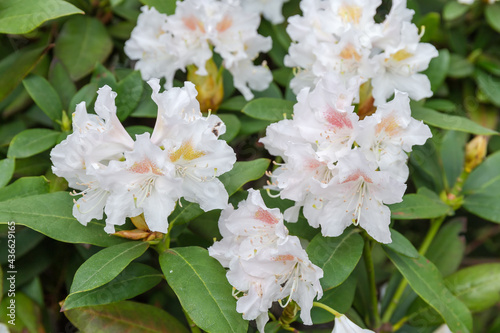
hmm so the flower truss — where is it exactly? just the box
[51,79,236,234]
[284,0,439,105]
[260,76,432,243]
[209,189,323,332]
[240,0,290,24]
[125,0,273,100]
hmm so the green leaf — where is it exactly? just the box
[443,2,469,21]
[160,247,248,333]
[423,49,450,92]
[424,99,457,113]
[411,104,497,135]
[116,71,143,121]
[70,241,149,294]
[0,228,44,265]
[49,61,77,111]
[307,229,364,290]
[426,218,466,277]
[0,45,46,102]
[476,54,500,76]
[218,114,241,143]
[0,192,125,247]
[242,98,294,121]
[475,69,500,108]
[139,0,177,14]
[0,292,42,332]
[486,3,500,33]
[125,125,153,138]
[384,247,472,333]
[220,159,270,196]
[409,264,500,325]
[219,96,247,112]
[0,158,15,188]
[69,82,98,113]
[23,74,63,123]
[7,128,60,159]
[55,16,113,81]
[440,130,467,189]
[64,301,189,333]
[389,192,450,220]
[0,176,49,202]
[447,54,474,78]
[463,151,500,222]
[383,229,419,259]
[0,0,83,34]
[62,263,162,311]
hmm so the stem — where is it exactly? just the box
[362,234,381,328]
[312,302,342,318]
[381,216,445,323]
[392,316,409,331]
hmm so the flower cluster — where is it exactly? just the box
[125,0,273,100]
[284,0,439,105]
[260,76,432,243]
[51,80,236,234]
[209,189,323,332]
[240,0,290,24]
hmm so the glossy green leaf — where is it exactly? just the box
[426,218,466,277]
[160,247,248,333]
[409,264,500,325]
[69,82,98,113]
[0,158,15,188]
[70,241,149,294]
[389,192,450,220]
[220,159,270,196]
[486,3,500,33]
[443,2,469,21]
[447,54,474,78]
[219,96,247,112]
[116,71,143,121]
[383,229,419,259]
[307,229,364,290]
[7,129,60,159]
[310,274,357,324]
[384,247,472,333]
[463,151,500,222]
[424,49,450,92]
[0,0,82,34]
[65,300,189,333]
[23,74,63,123]
[0,45,46,102]
[475,69,500,108]
[440,130,467,189]
[411,104,497,135]
[49,61,77,110]
[55,16,112,81]
[410,138,444,193]
[63,263,162,311]
[0,176,49,202]
[139,0,177,14]
[242,98,294,121]
[476,54,500,76]
[424,99,457,113]
[0,192,125,247]
[218,114,241,143]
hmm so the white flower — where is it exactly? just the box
[125,1,272,100]
[209,189,323,332]
[332,315,374,333]
[284,0,438,105]
[240,0,289,24]
[51,82,236,233]
[51,86,134,227]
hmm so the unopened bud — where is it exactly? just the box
[357,80,376,120]
[113,229,151,240]
[465,135,488,172]
[130,213,149,231]
[61,111,72,132]
[187,58,224,113]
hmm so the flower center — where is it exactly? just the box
[339,5,362,24]
[169,141,206,162]
[129,158,164,176]
[183,15,206,33]
[255,208,279,225]
[216,16,233,32]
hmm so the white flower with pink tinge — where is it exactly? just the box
[209,189,323,332]
[51,81,236,233]
[125,0,272,100]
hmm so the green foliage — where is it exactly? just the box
[65,301,189,333]
[7,129,60,158]
[160,247,248,333]
[242,97,294,121]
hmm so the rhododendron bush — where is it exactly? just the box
[1,0,500,332]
